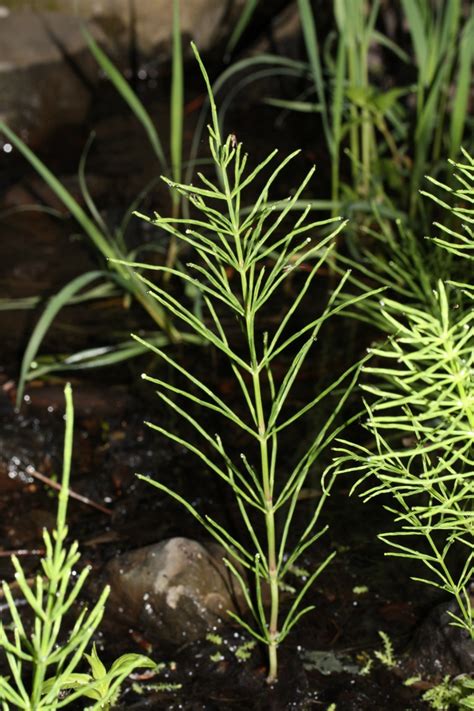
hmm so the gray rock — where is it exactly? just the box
[406,595,474,678]
[0,0,247,147]
[0,11,108,145]
[104,537,247,645]
[77,0,247,59]
[1,1,248,60]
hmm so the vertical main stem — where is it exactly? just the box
[31,385,74,706]
[266,503,280,683]
[252,369,280,684]
[223,142,280,682]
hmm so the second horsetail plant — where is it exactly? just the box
[336,150,474,641]
[118,45,372,683]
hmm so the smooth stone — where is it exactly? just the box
[0,11,109,145]
[104,537,247,645]
[1,1,248,60]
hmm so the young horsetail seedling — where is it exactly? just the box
[0,385,154,709]
[117,45,373,683]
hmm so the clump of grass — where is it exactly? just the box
[0,0,191,407]
[214,1,473,314]
[226,1,473,223]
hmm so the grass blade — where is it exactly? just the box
[297,0,332,152]
[82,25,168,172]
[0,122,116,262]
[170,0,184,225]
[225,0,261,59]
[450,10,474,156]
[16,271,107,408]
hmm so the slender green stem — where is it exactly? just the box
[360,40,371,196]
[253,367,280,683]
[31,384,74,705]
[347,42,360,185]
[217,134,281,679]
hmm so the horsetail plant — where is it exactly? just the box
[336,151,474,640]
[118,44,373,683]
[0,384,154,709]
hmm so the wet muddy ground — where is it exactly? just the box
[0,70,464,710]
[0,373,442,710]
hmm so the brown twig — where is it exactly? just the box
[0,548,44,557]
[25,465,113,516]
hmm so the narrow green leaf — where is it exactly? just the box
[16,271,107,408]
[82,26,168,171]
[225,0,260,58]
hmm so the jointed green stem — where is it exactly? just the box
[253,366,280,683]
[223,149,281,680]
